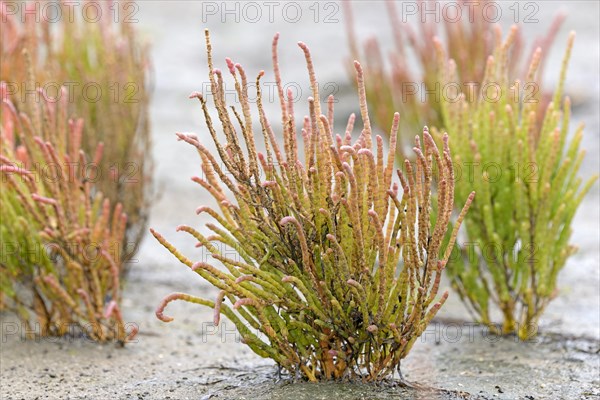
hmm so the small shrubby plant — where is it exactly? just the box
[438,28,597,339]
[344,0,564,159]
[152,30,474,381]
[0,81,136,343]
[0,0,152,261]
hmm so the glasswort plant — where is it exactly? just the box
[438,28,597,339]
[152,30,474,382]
[0,79,136,343]
[0,0,152,263]
[344,0,564,160]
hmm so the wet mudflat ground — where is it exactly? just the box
[1,1,599,399]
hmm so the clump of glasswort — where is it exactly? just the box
[0,78,136,343]
[438,28,597,339]
[344,0,564,160]
[1,1,152,265]
[152,30,474,382]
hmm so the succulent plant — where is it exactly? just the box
[438,28,597,339]
[152,30,474,381]
[0,79,136,343]
[344,0,564,160]
[0,0,152,264]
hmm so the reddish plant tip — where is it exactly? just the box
[156,308,174,323]
[234,298,254,309]
[235,276,255,284]
[196,206,209,215]
[103,300,118,319]
[32,194,58,206]
[191,262,203,271]
[225,57,235,74]
[279,216,296,226]
[357,148,372,157]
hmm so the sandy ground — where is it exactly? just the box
[2,1,600,399]
[1,259,599,400]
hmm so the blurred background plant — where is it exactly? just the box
[152,31,473,382]
[344,0,564,160]
[0,0,152,267]
[0,80,135,343]
[437,28,597,339]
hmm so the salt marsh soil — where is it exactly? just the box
[1,264,598,399]
[1,1,599,399]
